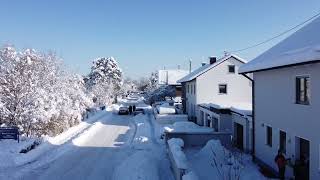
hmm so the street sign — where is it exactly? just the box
[0,127,19,143]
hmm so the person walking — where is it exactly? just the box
[133,105,136,113]
[275,150,287,180]
[128,106,132,115]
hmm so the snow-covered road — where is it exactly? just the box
[7,106,174,180]
[17,112,134,180]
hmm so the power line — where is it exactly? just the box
[228,11,320,53]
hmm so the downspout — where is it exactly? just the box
[240,73,255,161]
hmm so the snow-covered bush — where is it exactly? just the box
[0,45,92,137]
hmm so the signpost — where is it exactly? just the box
[0,127,19,143]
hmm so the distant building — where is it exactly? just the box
[239,16,320,180]
[158,69,189,99]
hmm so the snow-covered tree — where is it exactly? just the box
[142,71,175,104]
[0,45,92,137]
[145,71,158,93]
[86,57,123,106]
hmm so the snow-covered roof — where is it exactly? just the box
[177,54,246,83]
[239,17,320,73]
[199,101,252,116]
[158,69,189,85]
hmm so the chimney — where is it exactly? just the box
[201,62,206,66]
[209,56,216,64]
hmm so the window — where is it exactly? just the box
[219,84,227,94]
[194,84,196,94]
[187,84,189,93]
[191,84,193,94]
[228,65,235,73]
[266,126,272,147]
[296,76,310,105]
[280,130,286,153]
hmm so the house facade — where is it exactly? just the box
[239,17,320,180]
[178,55,252,125]
[230,106,253,153]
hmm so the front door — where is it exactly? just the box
[296,137,310,180]
[236,123,244,150]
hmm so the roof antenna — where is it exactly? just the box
[189,59,192,73]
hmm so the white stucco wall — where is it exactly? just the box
[231,113,253,153]
[254,63,320,179]
[198,107,232,132]
[197,57,252,104]
[185,80,197,118]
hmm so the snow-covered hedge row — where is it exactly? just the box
[168,138,188,169]
[0,46,93,137]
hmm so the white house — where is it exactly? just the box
[239,16,320,180]
[177,55,252,127]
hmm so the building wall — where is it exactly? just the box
[198,106,232,132]
[231,113,253,153]
[196,57,252,104]
[254,63,320,179]
[185,80,197,119]
[181,82,187,114]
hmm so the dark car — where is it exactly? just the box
[133,108,144,115]
[118,107,129,115]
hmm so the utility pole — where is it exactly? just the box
[189,59,192,73]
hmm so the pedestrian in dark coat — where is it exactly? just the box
[129,106,132,115]
[133,105,136,113]
[275,150,287,180]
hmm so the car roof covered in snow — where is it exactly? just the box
[177,54,246,83]
[239,17,320,73]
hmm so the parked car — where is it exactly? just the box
[118,107,129,115]
[134,108,144,115]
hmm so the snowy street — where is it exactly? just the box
[21,111,132,180]
[1,103,173,180]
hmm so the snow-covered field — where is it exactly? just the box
[0,100,174,180]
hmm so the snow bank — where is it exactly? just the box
[155,113,188,125]
[168,138,188,169]
[164,122,213,133]
[156,103,176,114]
[0,137,39,168]
[182,171,199,180]
[188,140,265,180]
[0,110,107,168]
[113,151,159,180]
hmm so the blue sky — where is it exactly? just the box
[1,1,319,78]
